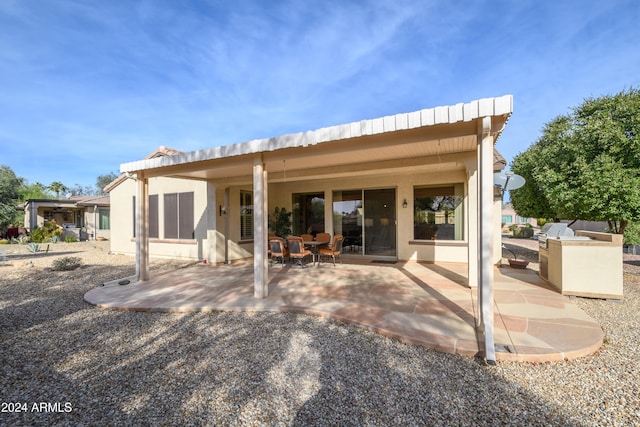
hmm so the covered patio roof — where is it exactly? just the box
[120,96,512,183]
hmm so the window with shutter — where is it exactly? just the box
[164,193,178,239]
[178,192,194,239]
[149,195,159,238]
[240,191,253,240]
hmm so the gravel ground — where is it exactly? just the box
[1,241,639,426]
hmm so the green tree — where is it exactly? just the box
[18,182,52,200]
[511,88,640,233]
[96,172,119,195]
[68,184,95,197]
[0,165,24,229]
[48,181,68,199]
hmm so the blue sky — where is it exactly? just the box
[1,0,639,190]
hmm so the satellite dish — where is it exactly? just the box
[493,172,525,191]
[494,172,525,201]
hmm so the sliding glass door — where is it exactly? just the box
[292,193,325,236]
[333,188,396,257]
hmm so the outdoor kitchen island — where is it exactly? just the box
[539,229,623,300]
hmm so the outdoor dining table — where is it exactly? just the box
[303,240,325,265]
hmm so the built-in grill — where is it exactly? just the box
[537,225,624,299]
[538,223,575,250]
[539,223,592,280]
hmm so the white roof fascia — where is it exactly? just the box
[120,95,513,174]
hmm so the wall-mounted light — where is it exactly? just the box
[219,205,226,216]
[403,199,408,208]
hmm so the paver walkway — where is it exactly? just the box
[85,259,603,362]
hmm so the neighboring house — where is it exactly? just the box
[22,195,111,241]
[501,203,538,227]
[501,203,609,232]
[108,95,512,296]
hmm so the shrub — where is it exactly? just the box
[64,235,78,243]
[512,227,534,239]
[51,256,82,271]
[624,222,640,246]
[0,239,8,245]
[30,221,63,243]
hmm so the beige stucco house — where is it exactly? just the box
[22,195,110,241]
[501,203,538,227]
[107,95,514,361]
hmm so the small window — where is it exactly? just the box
[98,208,110,230]
[502,215,513,224]
[413,185,464,240]
[240,191,253,240]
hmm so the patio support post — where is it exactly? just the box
[253,155,268,298]
[478,116,496,364]
[224,187,230,265]
[136,173,150,282]
[467,161,478,288]
[205,181,217,264]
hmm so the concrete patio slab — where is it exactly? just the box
[84,260,604,362]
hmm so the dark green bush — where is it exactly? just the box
[512,227,534,239]
[30,221,63,243]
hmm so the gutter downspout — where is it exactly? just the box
[94,204,98,240]
[102,172,140,286]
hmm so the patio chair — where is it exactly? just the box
[319,234,344,266]
[287,236,312,267]
[315,232,331,249]
[301,234,313,242]
[269,238,289,266]
[267,234,276,257]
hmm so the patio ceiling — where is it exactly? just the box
[120,96,512,183]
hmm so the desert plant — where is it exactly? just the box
[12,235,28,244]
[51,256,82,271]
[0,239,8,244]
[51,235,59,243]
[27,242,40,253]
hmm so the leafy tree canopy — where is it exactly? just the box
[511,88,640,233]
[0,165,24,228]
[48,181,69,199]
[96,172,119,195]
[18,182,52,201]
[68,184,96,197]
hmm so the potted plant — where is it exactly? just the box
[502,244,529,269]
[269,207,292,238]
